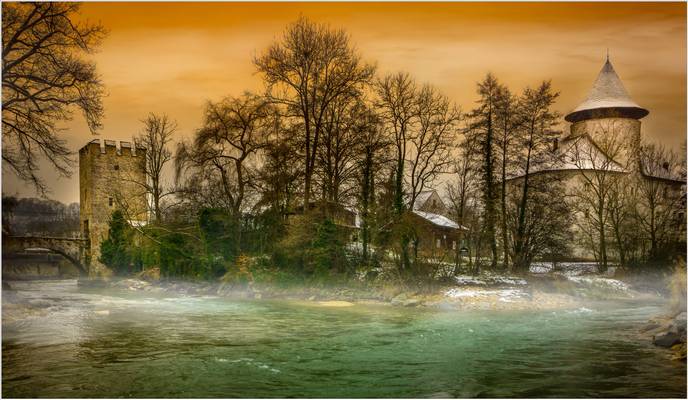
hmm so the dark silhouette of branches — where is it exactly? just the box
[2,2,107,194]
[136,113,176,223]
[254,16,375,209]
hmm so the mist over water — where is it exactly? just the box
[2,279,686,398]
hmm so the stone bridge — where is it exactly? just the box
[3,235,90,275]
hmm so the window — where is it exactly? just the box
[452,241,457,250]
[114,165,119,171]
[109,197,113,207]
[436,239,441,248]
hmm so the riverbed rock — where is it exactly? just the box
[136,267,160,282]
[653,331,684,348]
[112,279,151,291]
[402,298,421,307]
[640,321,662,333]
[671,343,687,362]
[390,293,408,306]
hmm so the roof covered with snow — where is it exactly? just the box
[553,135,627,172]
[565,58,648,123]
[413,210,468,231]
[505,134,626,180]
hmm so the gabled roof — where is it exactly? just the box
[565,58,648,123]
[404,190,446,211]
[412,210,468,231]
[413,191,435,210]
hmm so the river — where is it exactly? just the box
[2,279,686,398]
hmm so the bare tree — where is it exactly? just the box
[254,125,303,216]
[374,72,418,271]
[254,16,375,209]
[354,104,390,263]
[634,143,685,260]
[606,174,637,266]
[375,72,417,216]
[177,92,276,215]
[374,73,458,271]
[446,132,481,271]
[316,96,363,204]
[569,124,629,271]
[407,84,460,206]
[135,113,176,223]
[2,2,106,194]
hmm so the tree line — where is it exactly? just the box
[2,196,80,237]
[3,4,685,283]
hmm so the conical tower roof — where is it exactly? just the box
[565,58,649,123]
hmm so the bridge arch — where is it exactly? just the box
[3,236,89,275]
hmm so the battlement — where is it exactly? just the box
[80,138,146,157]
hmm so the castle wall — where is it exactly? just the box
[505,168,684,263]
[79,139,148,276]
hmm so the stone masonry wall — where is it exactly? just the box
[79,139,148,276]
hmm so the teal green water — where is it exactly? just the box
[2,280,686,398]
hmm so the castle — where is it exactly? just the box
[506,57,685,261]
[79,139,148,274]
[75,59,684,274]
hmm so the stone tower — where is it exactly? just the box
[565,57,649,171]
[79,139,148,275]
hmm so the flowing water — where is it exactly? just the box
[2,279,686,398]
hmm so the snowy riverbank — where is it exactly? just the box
[62,265,665,314]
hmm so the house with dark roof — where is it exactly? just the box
[407,190,468,257]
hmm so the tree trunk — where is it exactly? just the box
[501,146,509,270]
[485,113,498,270]
[598,206,608,272]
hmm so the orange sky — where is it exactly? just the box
[3,1,686,203]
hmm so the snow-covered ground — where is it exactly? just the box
[529,261,618,277]
[443,262,634,308]
[453,274,527,286]
[445,287,530,303]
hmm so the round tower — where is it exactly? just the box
[565,57,648,171]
